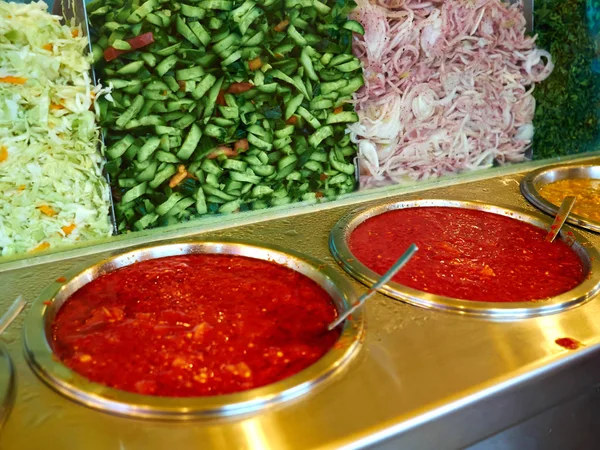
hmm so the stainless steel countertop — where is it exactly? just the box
[2,159,600,450]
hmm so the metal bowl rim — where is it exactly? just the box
[520,163,600,233]
[329,198,600,318]
[23,240,364,420]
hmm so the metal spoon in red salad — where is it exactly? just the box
[546,196,576,243]
[328,244,418,331]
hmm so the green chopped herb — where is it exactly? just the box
[533,0,600,159]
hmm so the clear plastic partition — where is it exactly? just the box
[1,0,598,267]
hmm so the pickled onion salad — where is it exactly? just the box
[0,2,112,256]
[348,0,554,187]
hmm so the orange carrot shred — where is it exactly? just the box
[0,146,7,162]
[56,277,67,283]
[169,166,188,187]
[62,224,76,235]
[38,205,57,217]
[72,29,79,38]
[18,185,25,191]
[334,106,344,114]
[169,171,187,188]
[43,44,53,51]
[0,76,27,84]
[31,242,51,253]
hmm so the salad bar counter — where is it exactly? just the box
[3,156,600,449]
[4,0,600,448]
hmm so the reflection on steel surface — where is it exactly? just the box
[0,342,15,429]
[330,199,600,318]
[23,242,364,420]
[521,164,600,234]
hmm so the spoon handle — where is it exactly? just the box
[328,244,418,331]
[0,295,26,335]
[546,196,577,243]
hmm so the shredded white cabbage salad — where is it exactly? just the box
[0,1,112,257]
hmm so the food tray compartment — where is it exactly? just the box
[330,199,600,318]
[521,164,600,233]
[54,0,119,234]
[23,241,363,419]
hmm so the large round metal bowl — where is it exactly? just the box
[521,164,600,233]
[23,241,364,420]
[0,342,15,429]
[330,199,600,319]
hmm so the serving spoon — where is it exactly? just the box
[328,244,418,331]
[545,196,577,243]
[0,296,26,336]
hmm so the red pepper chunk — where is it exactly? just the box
[227,82,253,94]
[103,32,155,62]
[233,138,249,152]
[216,90,226,106]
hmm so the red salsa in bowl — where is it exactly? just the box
[348,207,585,303]
[51,254,342,398]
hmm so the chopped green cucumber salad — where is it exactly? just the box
[89,0,364,231]
[0,1,112,257]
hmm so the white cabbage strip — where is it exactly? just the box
[0,1,112,256]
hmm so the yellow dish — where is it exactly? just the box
[539,178,600,222]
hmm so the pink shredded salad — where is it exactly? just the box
[348,0,554,188]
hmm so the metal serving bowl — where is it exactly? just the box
[330,199,600,319]
[23,241,364,420]
[521,164,600,233]
[0,342,15,429]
